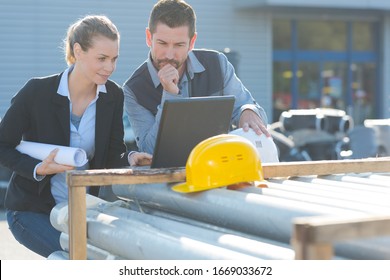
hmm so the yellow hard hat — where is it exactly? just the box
[172,134,265,193]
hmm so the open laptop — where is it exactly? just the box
[150,96,235,168]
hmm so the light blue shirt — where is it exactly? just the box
[123,50,268,154]
[49,66,106,204]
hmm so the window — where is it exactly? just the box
[273,20,291,50]
[298,20,346,51]
[273,19,378,124]
[352,22,375,51]
[273,62,292,122]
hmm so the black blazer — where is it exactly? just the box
[0,72,129,214]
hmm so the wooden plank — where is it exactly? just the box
[68,185,87,260]
[293,215,390,244]
[292,239,333,260]
[262,157,390,178]
[66,157,390,187]
[292,215,390,259]
[66,167,186,187]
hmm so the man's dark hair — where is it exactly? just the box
[148,0,196,39]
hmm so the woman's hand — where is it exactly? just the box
[36,148,75,176]
[129,152,153,166]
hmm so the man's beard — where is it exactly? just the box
[155,58,181,70]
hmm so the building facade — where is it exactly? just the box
[1,0,390,125]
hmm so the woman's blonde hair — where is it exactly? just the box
[64,15,119,65]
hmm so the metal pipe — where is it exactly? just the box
[112,183,364,243]
[128,202,293,249]
[321,174,390,188]
[291,175,390,194]
[112,183,390,259]
[59,233,122,260]
[47,251,69,260]
[269,178,390,207]
[239,184,390,214]
[50,194,105,234]
[85,210,263,260]
[97,201,294,260]
[51,196,271,260]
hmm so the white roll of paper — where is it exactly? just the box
[16,141,88,167]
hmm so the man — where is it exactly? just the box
[124,0,270,154]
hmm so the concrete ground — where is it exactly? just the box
[0,176,43,260]
[0,209,45,260]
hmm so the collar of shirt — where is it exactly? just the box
[146,51,206,89]
[57,65,107,99]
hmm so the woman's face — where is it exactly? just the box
[74,35,119,85]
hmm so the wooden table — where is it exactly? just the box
[66,157,390,260]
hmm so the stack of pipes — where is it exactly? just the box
[49,194,294,260]
[49,172,390,260]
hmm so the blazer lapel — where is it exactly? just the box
[51,88,70,146]
[94,92,115,167]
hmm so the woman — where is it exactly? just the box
[0,15,152,258]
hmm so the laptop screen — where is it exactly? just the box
[151,96,235,168]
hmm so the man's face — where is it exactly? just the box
[146,23,196,73]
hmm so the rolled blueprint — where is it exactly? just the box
[16,141,88,167]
